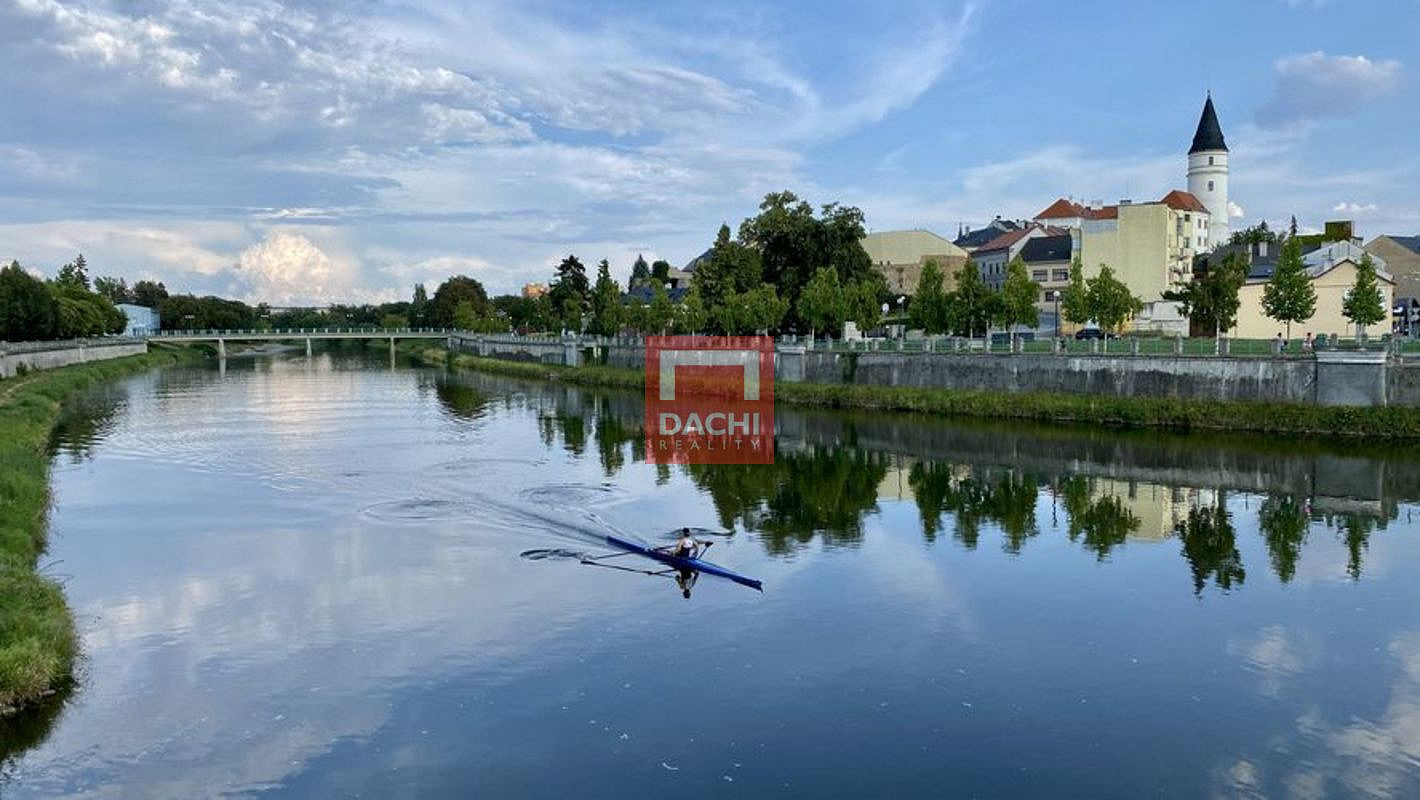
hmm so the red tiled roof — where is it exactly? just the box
[1160,190,1209,213]
[1033,198,1117,221]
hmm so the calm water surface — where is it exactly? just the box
[3,352,1420,798]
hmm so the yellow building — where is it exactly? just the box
[1230,254,1394,340]
[1066,192,1210,302]
[860,229,969,296]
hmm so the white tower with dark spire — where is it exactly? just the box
[1186,94,1229,248]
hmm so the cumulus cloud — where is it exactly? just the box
[1257,52,1404,126]
[233,232,376,305]
[1332,201,1379,215]
[1228,201,1246,219]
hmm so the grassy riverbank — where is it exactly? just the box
[0,345,202,713]
[401,342,1420,439]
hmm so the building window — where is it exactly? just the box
[1185,214,1191,222]
[1208,156,1214,165]
[1032,270,1047,281]
[1208,180,1214,192]
[1052,269,1069,281]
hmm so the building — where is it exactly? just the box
[953,217,1024,253]
[1364,235,1420,302]
[521,282,548,299]
[974,226,1057,291]
[860,229,969,296]
[116,303,160,336]
[1228,243,1394,339]
[1186,94,1230,246]
[1019,232,1076,306]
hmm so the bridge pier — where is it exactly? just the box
[217,338,226,358]
[305,338,312,358]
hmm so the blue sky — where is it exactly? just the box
[2,0,1416,304]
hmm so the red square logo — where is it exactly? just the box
[645,336,775,464]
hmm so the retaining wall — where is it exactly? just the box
[0,340,148,379]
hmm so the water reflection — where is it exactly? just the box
[7,355,1418,798]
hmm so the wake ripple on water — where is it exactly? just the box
[359,498,487,523]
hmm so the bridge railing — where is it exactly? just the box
[151,327,453,337]
[0,336,147,355]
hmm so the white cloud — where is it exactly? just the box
[1332,201,1379,215]
[1258,52,1404,125]
[233,231,387,305]
[1228,201,1246,218]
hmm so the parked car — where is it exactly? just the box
[1074,326,1104,340]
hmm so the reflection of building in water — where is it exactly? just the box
[1054,478,1218,541]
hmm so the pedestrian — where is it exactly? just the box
[1303,332,1313,353]
[1275,332,1285,354]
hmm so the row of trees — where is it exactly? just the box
[0,256,128,341]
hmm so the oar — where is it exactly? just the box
[583,550,640,562]
[579,559,677,580]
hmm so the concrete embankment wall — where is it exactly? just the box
[0,340,148,379]
[450,334,1415,408]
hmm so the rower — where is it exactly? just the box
[672,528,703,559]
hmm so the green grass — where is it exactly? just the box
[404,342,1420,440]
[0,344,203,712]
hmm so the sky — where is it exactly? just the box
[1,0,1417,305]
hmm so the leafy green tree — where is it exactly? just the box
[720,286,788,334]
[736,191,873,331]
[909,258,949,334]
[431,275,490,327]
[1228,221,1277,247]
[1342,252,1386,340]
[950,259,993,337]
[647,283,675,335]
[676,285,709,334]
[628,254,651,290]
[590,259,624,336]
[94,276,131,305]
[132,279,168,309]
[0,260,59,340]
[1166,252,1246,338]
[411,283,429,326]
[845,278,882,332]
[549,254,590,327]
[625,300,650,334]
[1000,257,1041,342]
[381,313,410,330]
[1085,265,1143,335]
[1262,237,1316,339]
[56,254,90,291]
[651,259,672,286]
[694,223,762,332]
[452,300,479,330]
[1060,256,1090,330]
[798,266,845,337]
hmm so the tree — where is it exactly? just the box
[628,254,651,290]
[1342,252,1386,341]
[431,275,491,327]
[411,283,430,326]
[549,255,590,327]
[94,276,131,305]
[694,223,762,333]
[1261,237,1315,339]
[452,300,479,330]
[1060,256,1090,329]
[676,285,708,334]
[0,260,58,341]
[590,259,624,336]
[1166,252,1246,338]
[798,266,845,337]
[845,278,882,332]
[910,259,948,334]
[381,313,410,330]
[1229,221,1277,247]
[647,283,675,335]
[132,280,168,309]
[950,259,993,337]
[651,259,672,286]
[56,254,90,291]
[1000,257,1041,343]
[736,191,874,331]
[1085,265,1143,335]
[737,286,789,334]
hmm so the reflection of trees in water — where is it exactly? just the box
[539,411,587,456]
[686,448,888,555]
[0,683,71,779]
[593,413,644,476]
[433,381,487,421]
[51,385,128,464]
[1259,495,1309,583]
[909,463,1039,553]
[1058,476,1140,560]
[1318,513,1382,581]
[1176,501,1245,595]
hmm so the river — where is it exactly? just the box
[3,351,1419,798]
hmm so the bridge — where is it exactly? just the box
[149,328,453,357]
